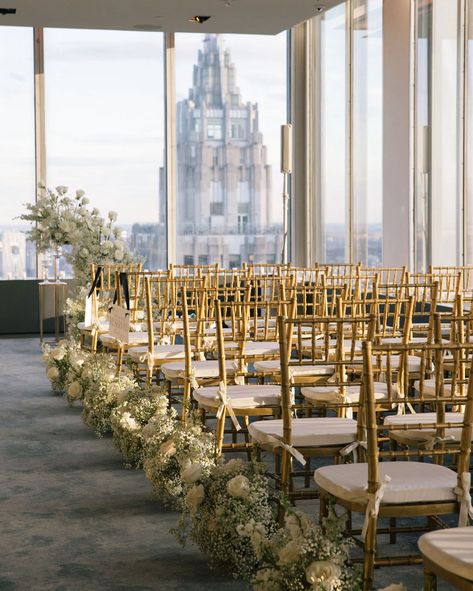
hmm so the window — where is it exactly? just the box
[352,0,383,266]
[44,29,165,272]
[318,3,348,263]
[0,27,35,279]
[414,0,461,269]
[174,33,287,266]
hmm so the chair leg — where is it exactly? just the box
[362,514,378,591]
[389,517,397,544]
[216,411,226,456]
[424,568,437,591]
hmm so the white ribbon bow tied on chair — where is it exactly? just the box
[232,361,248,386]
[339,439,367,462]
[393,383,416,415]
[455,472,473,527]
[216,381,241,431]
[178,367,200,391]
[362,474,391,541]
[423,434,455,451]
[257,432,306,466]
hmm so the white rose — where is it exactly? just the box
[226,474,251,500]
[42,352,50,362]
[51,348,65,361]
[181,463,204,485]
[76,189,85,198]
[114,249,124,261]
[305,561,341,585]
[47,366,59,380]
[159,438,176,458]
[81,197,90,205]
[67,381,82,399]
[121,412,140,431]
[222,458,246,472]
[108,211,118,222]
[185,483,205,515]
[277,540,301,566]
[378,586,407,591]
[56,185,68,195]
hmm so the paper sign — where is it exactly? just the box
[109,304,130,344]
[84,296,94,328]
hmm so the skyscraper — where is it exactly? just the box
[172,34,282,267]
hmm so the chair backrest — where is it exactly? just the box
[361,338,473,487]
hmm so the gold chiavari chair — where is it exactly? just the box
[358,265,407,286]
[193,298,284,455]
[249,314,375,509]
[128,275,206,385]
[315,338,473,591]
[161,285,246,417]
[431,265,473,291]
[79,262,143,351]
[322,262,362,277]
[419,527,473,590]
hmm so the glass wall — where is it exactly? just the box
[318,4,348,263]
[44,29,166,273]
[414,0,462,270]
[0,27,36,279]
[352,0,383,266]
[316,0,383,266]
[174,33,287,267]
[466,0,473,264]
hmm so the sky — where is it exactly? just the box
[0,14,383,231]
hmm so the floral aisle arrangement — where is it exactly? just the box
[20,185,133,335]
[110,385,169,469]
[143,414,217,510]
[241,508,361,591]
[21,185,130,288]
[180,459,278,581]
[63,348,93,403]
[42,339,83,394]
[81,360,136,437]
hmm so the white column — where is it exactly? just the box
[382,0,412,268]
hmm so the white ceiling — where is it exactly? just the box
[0,0,343,35]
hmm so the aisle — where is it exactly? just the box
[0,338,246,591]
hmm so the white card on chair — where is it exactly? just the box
[84,296,94,328]
[109,304,130,344]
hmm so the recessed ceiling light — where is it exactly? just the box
[189,15,211,24]
[0,8,16,15]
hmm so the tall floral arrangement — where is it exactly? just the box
[20,185,133,333]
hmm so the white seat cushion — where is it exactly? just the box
[314,461,457,504]
[413,378,459,399]
[243,341,280,356]
[372,354,423,373]
[78,320,109,332]
[249,417,357,447]
[418,527,473,582]
[384,412,466,444]
[101,331,149,347]
[161,360,236,380]
[128,345,186,363]
[193,384,280,409]
[253,360,334,377]
[302,382,389,404]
